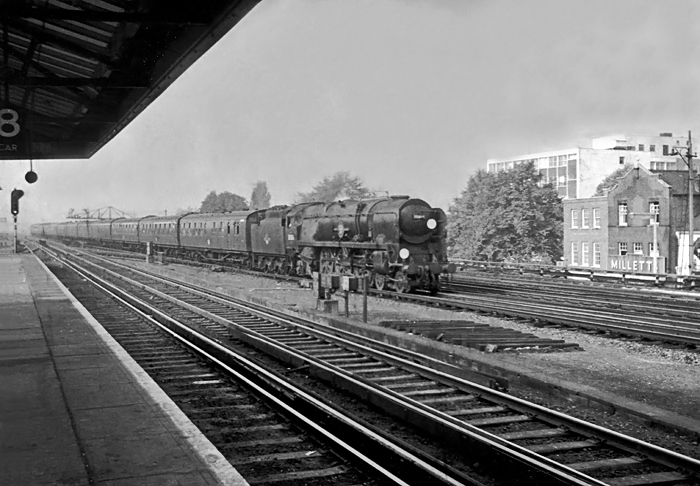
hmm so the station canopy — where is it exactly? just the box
[1,0,261,160]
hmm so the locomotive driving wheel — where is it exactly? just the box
[374,273,386,291]
[394,270,410,293]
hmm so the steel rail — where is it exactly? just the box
[51,246,700,484]
[45,245,611,485]
[75,249,700,473]
[35,245,477,486]
[373,287,700,346]
[45,240,700,344]
[447,275,700,318]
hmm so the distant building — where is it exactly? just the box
[0,215,11,249]
[487,133,698,199]
[563,166,700,275]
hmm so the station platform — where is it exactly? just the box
[0,252,248,486]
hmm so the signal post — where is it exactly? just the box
[10,189,24,253]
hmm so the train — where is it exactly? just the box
[30,195,455,293]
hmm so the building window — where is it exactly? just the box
[649,201,660,223]
[593,243,601,267]
[581,209,590,228]
[571,242,579,265]
[619,242,628,256]
[638,144,644,151]
[663,144,669,155]
[651,161,676,170]
[633,242,643,255]
[650,144,656,152]
[571,210,579,228]
[618,202,628,226]
[581,242,590,266]
[619,156,625,164]
[649,242,658,256]
[593,208,601,228]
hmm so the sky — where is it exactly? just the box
[2,0,700,231]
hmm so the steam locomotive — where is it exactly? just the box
[31,195,455,293]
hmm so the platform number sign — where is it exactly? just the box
[0,108,21,138]
[0,108,23,157]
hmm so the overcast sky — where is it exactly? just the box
[2,0,700,230]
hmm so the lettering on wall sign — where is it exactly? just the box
[0,109,21,138]
[609,256,664,274]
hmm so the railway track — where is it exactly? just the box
[35,246,487,486]
[37,244,700,486]
[40,240,700,349]
[439,273,700,348]
[447,272,700,316]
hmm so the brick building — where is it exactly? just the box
[563,166,700,275]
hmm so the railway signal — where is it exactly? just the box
[11,189,24,216]
[10,189,24,253]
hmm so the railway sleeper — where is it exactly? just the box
[448,406,510,417]
[249,465,349,485]
[466,414,532,427]
[369,373,419,382]
[498,428,569,440]
[382,380,437,391]
[229,449,325,466]
[526,440,599,454]
[568,456,646,473]
[604,471,691,486]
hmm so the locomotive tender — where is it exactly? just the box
[31,195,455,293]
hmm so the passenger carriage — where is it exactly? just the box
[179,211,251,264]
[138,215,180,249]
[111,217,144,247]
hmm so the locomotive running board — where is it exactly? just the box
[297,241,385,250]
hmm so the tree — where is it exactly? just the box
[296,171,374,203]
[448,162,563,264]
[218,191,248,212]
[250,181,272,210]
[200,191,248,213]
[594,163,633,196]
[200,191,219,213]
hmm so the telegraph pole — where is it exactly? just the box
[689,130,694,274]
[672,131,696,274]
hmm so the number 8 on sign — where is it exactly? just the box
[0,109,21,138]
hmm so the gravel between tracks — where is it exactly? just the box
[126,261,700,455]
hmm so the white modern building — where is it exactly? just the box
[486,133,698,199]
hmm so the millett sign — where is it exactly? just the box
[608,255,665,274]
